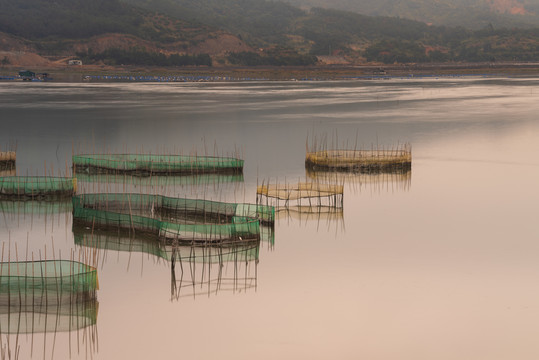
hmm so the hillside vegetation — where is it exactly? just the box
[284,0,539,29]
[1,0,539,67]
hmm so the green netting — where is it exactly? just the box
[74,193,274,225]
[73,154,244,175]
[73,228,260,263]
[0,199,72,215]
[0,176,77,198]
[75,172,244,187]
[72,194,263,244]
[0,260,98,306]
[0,299,98,334]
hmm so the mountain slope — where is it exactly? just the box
[284,0,539,29]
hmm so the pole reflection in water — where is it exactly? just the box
[170,240,259,301]
[74,228,261,301]
[305,168,412,194]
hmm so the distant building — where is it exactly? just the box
[68,59,83,66]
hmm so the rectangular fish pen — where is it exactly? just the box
[305,143,412,173]
[72,194,262,245]
[256,182,344,209]
[74,193,274,225]
[73,154,244,175]
[0,260,99,306]
[0,176,77,199]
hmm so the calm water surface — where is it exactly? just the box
[1,78,539,359]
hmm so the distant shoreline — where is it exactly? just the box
[2,62,539,82]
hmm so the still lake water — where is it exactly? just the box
[1,77,539,359]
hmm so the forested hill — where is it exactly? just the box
[0,0,209,42]
[2,0,539,67]
[284,0,539,29]
[120,0,539,64]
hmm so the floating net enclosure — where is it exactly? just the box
[72,194,262,244]
[74,193,273,225]
[73,154,244,175]
[257,182,343,209]
[0,298,98,334]
[305,143,412,173]
[0,176,77,199]
[0,260,99,306]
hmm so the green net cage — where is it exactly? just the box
[72,194,266,244]
[73,154,244,175]
[0,176,77,199]
[0,260,98,306]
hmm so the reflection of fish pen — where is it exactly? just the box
[306,168,412,192]
[0,295,98,360]
[75,172,244,195]
[72,194,262,245]
[256,182,343,209]
[0,167,15,177]
[0,260,99,306]
[0,199,72,216]
[275,205,345,233]
[0,177,77,200]
[0,298,98,334]
[74,228,170,261]
[305,143,412,173]
[73,154,244,175]
[275,205,343,222]
[170,241,259,300]
[74,226,264,262]
[0,152,15,170]
[0,157,15,177]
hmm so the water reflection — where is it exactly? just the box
[170,241,259,300]
[0,259,99,360]
[306,168,412,193]
[73,227,260,300]
[0,298,98,360]
[275,205,345,232]
[75,173,244,197]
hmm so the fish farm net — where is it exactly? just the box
[0,176,77,199]
[73,154,244,175]
[0,260,98,306]
[72,194,263,244]
[257,182,344,208]
[305,144,412,173]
